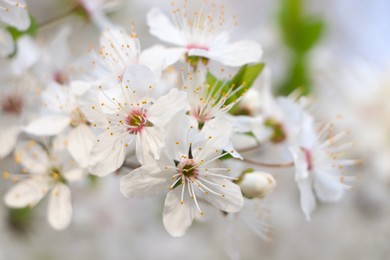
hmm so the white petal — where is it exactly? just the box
[98,27,140,75]
[48,183,72,230]
[11,36,40,75]
[0,0,30,30]
[194,117,233,160]
[15,141,50,175]
[201,177,243,213]
[47,25,72,70]
[70,80,93,96]
[0,125,19,158]
[88,132,126,176]
[23,115,70,136]
[163,188,195,237]
[122,64,157,98]
[163,113,195,160]
[314,170,344,202]
[0,28,14,57]
[120,166,169,198]
[147,88,187,128]
[297,179,316,221]
[136,127,164,163]
[289,146,310,180]
[140,45,185,77]
[80,89,110,129]
[4,176,50,208]
[189,40,262,67]
[67,124,95,168]
[147,8,186,46]
[63,168,84,182]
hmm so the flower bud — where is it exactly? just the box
[238,171,276,199]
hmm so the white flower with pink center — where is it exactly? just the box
[0,75,37,158]
[4,137,85,230]
[120,114,243,237]
[284,100,358,220]
[146,2,262,67]
[83,64,187,176]
[23,80,95,169]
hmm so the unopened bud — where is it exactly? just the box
[238,171,276,199]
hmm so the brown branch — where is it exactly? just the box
[240,157,294,168]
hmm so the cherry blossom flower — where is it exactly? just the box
[0,74,38,158]
[4,138,85,230]
[23,81,95,168]
[288,113,357,220]
[146,2,262,67]
[83,64,187,176]
[120,113,243,237]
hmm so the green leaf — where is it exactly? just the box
[7,207,34,233]
[206,63,265,108]
[300,19,324,52]
[278,0,324,54]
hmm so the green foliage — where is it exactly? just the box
[206,63,265,107]
[7,207,34,233]
[277,0,324,95]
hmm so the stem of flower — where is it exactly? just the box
[236,144,262,153]
[240,158,294,168]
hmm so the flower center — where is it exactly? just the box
[125,108,148,134]
[53,71,69,85]
[49,167,67,184]
[1,95,23,115]
[190,108,213,125]
[186,43,209,51]
[70,107,88,127]
[178,159,199,180]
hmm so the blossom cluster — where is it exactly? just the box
[0,0,357,239]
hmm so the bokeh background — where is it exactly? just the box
[1,0,390,259]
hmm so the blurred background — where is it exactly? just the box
[1,0,390,259]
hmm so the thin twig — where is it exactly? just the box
[240,157,294,168]
[236,144,262,153]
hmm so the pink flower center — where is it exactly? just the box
[125,108,148,134]
[302,148,313,171]
[2,95,23,115]
[190,108,213,124]
[186,43,209,51]
[53,71,68,85]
